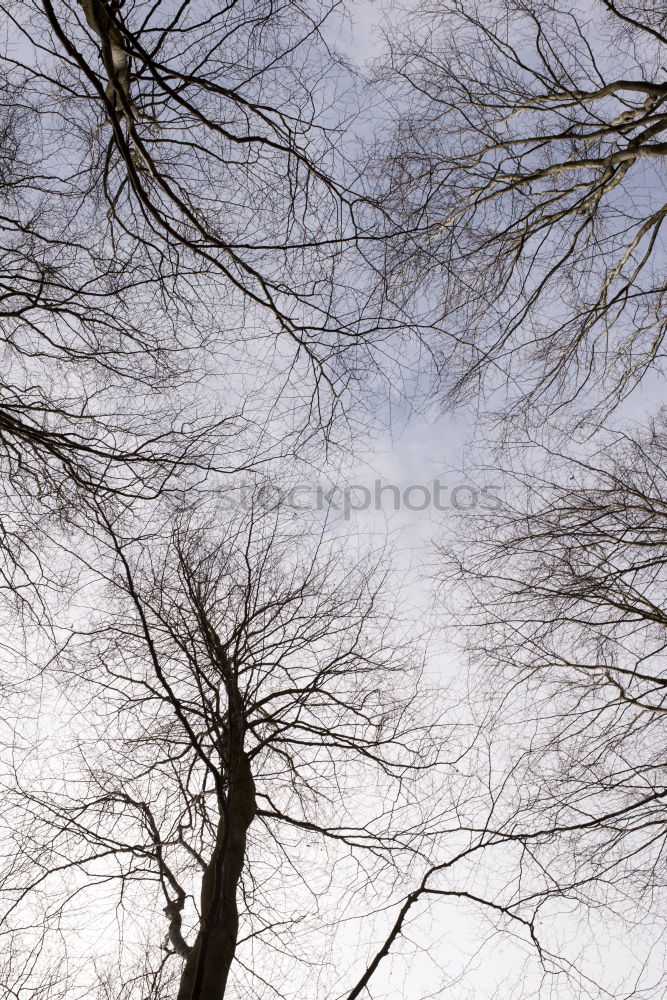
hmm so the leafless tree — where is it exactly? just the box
[1,492,599,1000]
[438,411,667,993]
[373,0,667,419]
[0,499,434,999]
[3,0,401,423]
[0,0,396,622]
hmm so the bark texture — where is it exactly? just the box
[176,734,256,1000]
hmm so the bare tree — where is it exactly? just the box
[3,0,398,418]
[0,0,393,619]
[438,412,667,993]
[0,500,438,999]
[1,493,598,1000]
[374,0,667,419]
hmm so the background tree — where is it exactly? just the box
[439,413,667,994]
[374,0,667,419]
[4,0,399,423]
[0,0,388,622]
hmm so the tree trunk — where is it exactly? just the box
[176,745,256,1000]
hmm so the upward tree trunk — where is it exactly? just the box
[176,743,256,1000]
[77,0,136,117]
